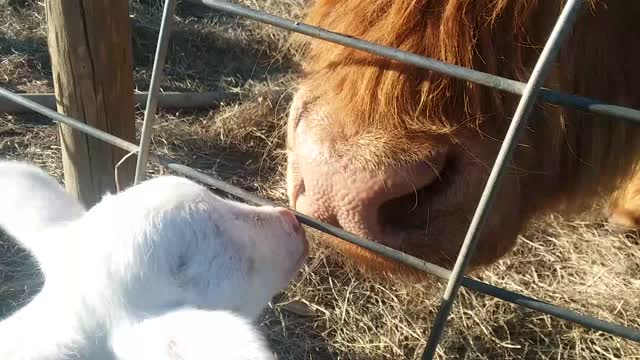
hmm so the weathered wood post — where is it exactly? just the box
[45,0,137,207]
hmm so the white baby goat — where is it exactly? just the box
[0,160,308,359]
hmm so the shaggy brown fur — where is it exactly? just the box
[607,171,640,230]
[287,0,640,274]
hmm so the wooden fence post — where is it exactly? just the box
[45,0,137,207]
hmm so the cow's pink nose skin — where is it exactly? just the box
[288,125,444,250]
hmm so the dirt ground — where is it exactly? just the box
[1,0,639,359]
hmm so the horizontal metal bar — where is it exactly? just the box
[423,0,585,357]
[0,85,637,343]
[156,161,455,278]
[186,0,640,124]
[465,278,640,343]
[0,87,141,154]
[0,92,226,113]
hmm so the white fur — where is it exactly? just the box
[0,162,85,261]
[111,308,274,360]
[0,160,308,360]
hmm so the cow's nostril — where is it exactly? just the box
[378,157,454,231]
[378,184,430,231]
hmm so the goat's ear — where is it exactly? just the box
[110,308,276,360]
[0,161,85,259]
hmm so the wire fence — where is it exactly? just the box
[2,0,640,357]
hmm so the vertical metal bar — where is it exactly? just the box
[420,0,585,358]
[133,0,177,185]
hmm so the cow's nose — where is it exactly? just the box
[287,122,444,249]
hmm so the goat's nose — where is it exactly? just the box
[276,207,304,234]
[288,135,442,249]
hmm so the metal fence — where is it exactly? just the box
[2,0,640,357]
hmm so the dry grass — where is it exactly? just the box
[1,0,639,359]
